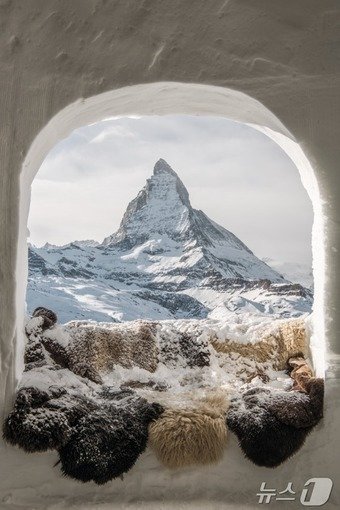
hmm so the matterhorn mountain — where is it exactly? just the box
[27,159,312,323]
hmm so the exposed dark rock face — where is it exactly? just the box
[135,290,209,319]
[102,159,277,281]
[28,247,58,276]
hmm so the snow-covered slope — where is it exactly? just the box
[262,257,313,289]
[27,159,312,322]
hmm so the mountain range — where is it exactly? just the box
[27,159,312,323]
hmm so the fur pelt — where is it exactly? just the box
[3,383,163,484]
[5,308,322,478]
[66,321,159,380]
[157,325,210,369]
[285,356,324,423]
[149,391,229,468]
[58,394,163,484]
[24,320,69,373]
[24,336,46,366]
[211,318,307,370]
[3,387,72,452]
[66,321,210,382]
[226,380,323,467]
[25,310,65,369]
[32,307,58,330]
[288,356,314,391]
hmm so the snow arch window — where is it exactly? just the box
[5,86,325,487]
[20,114,319,431]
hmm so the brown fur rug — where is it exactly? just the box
[66,320,159,380]
[149,391,229,468]
[211,318,308,370]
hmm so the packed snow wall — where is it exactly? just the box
[0,0,339,508]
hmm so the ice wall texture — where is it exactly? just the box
[0,0,339,508]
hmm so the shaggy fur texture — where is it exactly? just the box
[226,379,323,467]
[157,325,210,369]
[32,307,58,330]
[149,392,229,468]
[288,356,314,391]
[24,336,46,366]
[42,336,69,368]
[3,383,163,484]
[66,321,210,382]
[24,317,69,372]
[211,318,307,370]
[273,319,308,368]
[3,387,72,452]
[58,394,163,484]
[66,321,159,380]
[5,308,322,480]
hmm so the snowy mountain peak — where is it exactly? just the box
[153,158,177,176]
[28,158,313,323]
[103,159,192,246]
[102,160,285,284]
[152,158,191,207]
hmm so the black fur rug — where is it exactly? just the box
[59,392,163,484]
[226,381,324,467]
[3,386,72,452]
[4,384,163,484]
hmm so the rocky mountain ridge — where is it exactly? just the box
[27,159,312,323]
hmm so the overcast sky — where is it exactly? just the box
[28,115,313,264]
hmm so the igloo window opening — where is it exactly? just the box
[4,114,323,484]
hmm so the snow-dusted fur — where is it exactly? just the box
[59,392,163,484]
[32,306,58,330]
[35,320,211,386]
[3,384,163,483]
[227,375,324,467]
[288,356,314,391]
[3,387,71,452]
[211,318,307,370]
[66,321,159,381]
[157,323,210,368]
[3,309,324,482]
[149,391,229,468]
[24,310,69,371]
